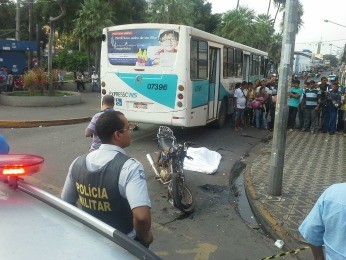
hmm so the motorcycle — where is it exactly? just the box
[146,126,195,213]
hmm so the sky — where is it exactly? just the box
[208,0,346,56]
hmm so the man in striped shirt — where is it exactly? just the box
[85,95,115,152]
[301,80,319,133]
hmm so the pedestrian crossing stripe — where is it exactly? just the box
[260,246,310,259]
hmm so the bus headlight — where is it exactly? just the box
[101,81,106,88]
[178,85,184,91]
[177,93,183,100]
[177,102,183,107]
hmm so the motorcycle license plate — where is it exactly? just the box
[133,102,147,109]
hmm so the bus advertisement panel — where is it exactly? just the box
[107,28,179,68]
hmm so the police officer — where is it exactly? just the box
[62,111,153,247]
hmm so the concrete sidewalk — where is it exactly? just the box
[0,92,101,128]
[244,130,345,256]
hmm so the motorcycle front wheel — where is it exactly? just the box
[170,174,195,214]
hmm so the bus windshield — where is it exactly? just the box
[107,28,180,68]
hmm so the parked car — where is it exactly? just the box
[328,74,337,82]
[0,154,159,260]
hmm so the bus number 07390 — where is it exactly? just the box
[147,84,167,90]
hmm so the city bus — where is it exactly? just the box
[100,23,269,128]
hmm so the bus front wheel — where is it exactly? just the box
[216,100,227,129]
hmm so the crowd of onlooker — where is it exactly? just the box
[0,66,101,93]
[233,73,346,136]
[0,66,21,93]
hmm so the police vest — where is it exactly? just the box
[71,152,133,234]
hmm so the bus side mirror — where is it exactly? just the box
[101,34,106,42]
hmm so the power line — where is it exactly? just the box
[296,39,346,44]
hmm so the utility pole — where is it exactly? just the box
[28,0,33,69]
[47,0,66,96]
[317,40,322,54]
[236,0,240,10]
[15,0,20,40]
[268,0,299,196]
[36,23,41,67]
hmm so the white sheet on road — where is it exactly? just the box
[183,147,222,174]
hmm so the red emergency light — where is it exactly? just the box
[0,154,44,176]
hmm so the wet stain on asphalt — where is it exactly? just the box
[199,184,228,193]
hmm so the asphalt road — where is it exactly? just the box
[1,122,296,259]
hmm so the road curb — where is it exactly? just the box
[0,117,91,128]
[243,147,302,251]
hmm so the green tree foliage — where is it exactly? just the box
[35,0,83,35]
[267,32,283,66]
[252,14,275,51]
[216,7,256,45]
[74,0,114,72]
[274,0,304,34]
[204,13,222,34]
[53,50,88,73]
[216,6,284,66]
[147,0,193,24]
[74,0,114,41]
[190,0,219,33]
[108,0,147,24]
[146,0,215,32]
[0,0,16,39]
[323,54,339,68]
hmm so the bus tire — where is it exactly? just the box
[216,100,227,129]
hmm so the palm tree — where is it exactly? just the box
[268,32,283,67]
[147,0,194,25]
[272,0,285,26]
[74,0,114,73]
[273,0,304,34]
[253,14,275,51]
[216,6,256,44]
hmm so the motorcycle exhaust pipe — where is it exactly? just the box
[146,154,160,178]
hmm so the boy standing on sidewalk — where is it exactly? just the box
[287,79,303,131]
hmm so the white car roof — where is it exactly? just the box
[0,178,159,260]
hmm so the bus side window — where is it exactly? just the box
[234,49,243,77]
[190,39,208,80]
[223,47,234,78]
[251,55,260,75]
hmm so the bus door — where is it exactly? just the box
[243,51,251,81]
[208,47,220,120]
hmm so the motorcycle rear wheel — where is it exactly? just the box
[170,174,195,214]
